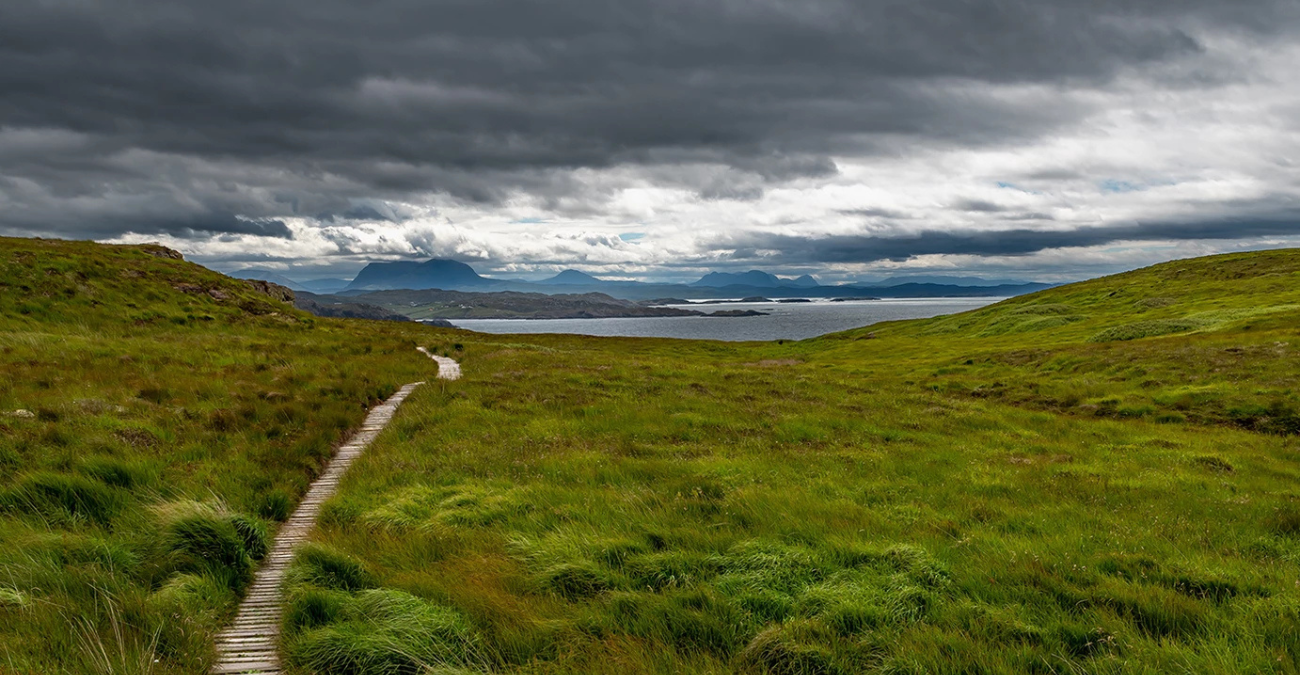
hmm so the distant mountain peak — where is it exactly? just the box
[691,270,783,288]
[544,269,603,285]
[346,258,488,291]
[691,270,819,288]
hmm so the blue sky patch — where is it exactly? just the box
[1099,179,1144,193]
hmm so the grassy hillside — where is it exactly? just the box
[0,238,444,673]
[815,249,1300,434]
[280,251,1300,674]
[2,238,1298,674]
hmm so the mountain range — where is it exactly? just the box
[232,259,1053,300]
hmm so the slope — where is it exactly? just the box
[3,239,1299,674]
[813,248,1300,433]
[0,237,447,673]
[276,249,1300,674]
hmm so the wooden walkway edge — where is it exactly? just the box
[210,380,426,674]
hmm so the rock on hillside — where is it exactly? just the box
[244,279,295,303]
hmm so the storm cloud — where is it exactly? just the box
[722,215,1300,264]
[1,0,1299,278]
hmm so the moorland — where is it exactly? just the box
[1,236,1298,674]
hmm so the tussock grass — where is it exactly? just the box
[6,238,1300,673]
[271,247,1300,674]
[285,588,486,674]
[0,237,453,672]
[1088,318,1203,342]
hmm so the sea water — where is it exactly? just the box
[446,297,1001,341]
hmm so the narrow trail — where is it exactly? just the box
[211,349,458,675]
[417,346,462,380]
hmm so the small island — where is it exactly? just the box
[707,309,769,317]
[700,296,772,304]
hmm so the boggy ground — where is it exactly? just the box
[0,238,1298,674]
[284,252,1300,674]
[0,238,438,673]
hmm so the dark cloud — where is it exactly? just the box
[838,208,913,220]
[718,217,1300,264]
[0,0,1296,252]
[952,199,1008,213]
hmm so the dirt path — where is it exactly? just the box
[211,350,459,674]
[417,346,462,380]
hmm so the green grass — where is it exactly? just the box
[3,238,1300,673]
[0,237,441,673]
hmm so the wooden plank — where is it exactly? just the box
[210,379,435,674]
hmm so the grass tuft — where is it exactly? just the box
[291,543,378,591]
[160,513,254,591]
[1088,318,1202,342]
[285,589,484,675]
[736,622,840,675]
[0,472,123,525]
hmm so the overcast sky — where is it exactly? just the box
[2,0,1298,282]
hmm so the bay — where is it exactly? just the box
[446,297,1001,341]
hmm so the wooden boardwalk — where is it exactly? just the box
[210,380,427,674]
[417,346,462,380]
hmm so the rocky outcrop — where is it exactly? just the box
[138,243,184,260]
[244,279,295,303]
